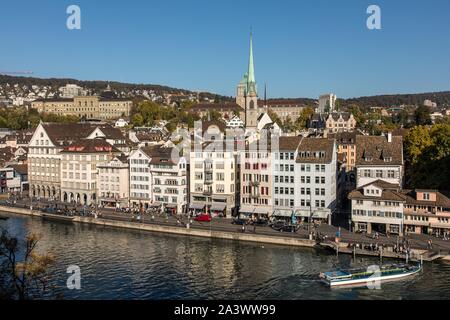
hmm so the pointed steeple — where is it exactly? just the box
[248,31,256,84]
[246,31,257,96]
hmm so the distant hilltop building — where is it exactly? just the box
[318,94,337,114]
[423,99,437,108]
[59,84,87,98]
[31,94,132,120]
[308,112,356,133]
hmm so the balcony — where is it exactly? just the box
[203,189,213,196]
[204,167,213,173]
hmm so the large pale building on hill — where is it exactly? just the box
[31,96,132,120]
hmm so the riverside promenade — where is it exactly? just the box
[2,201,450,262]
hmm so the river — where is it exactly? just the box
[1,213,449,300]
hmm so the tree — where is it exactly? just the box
[404,124,450,189]
[131,113,144,127]
[268,110,282,127]
[0,231,55,300]
[414,105,432,126]
[405,126,433,165]
[295,107,315,129]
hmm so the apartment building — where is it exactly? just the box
[60,139,121,206]
[349,180,405,235]
[330,132,357,172]
[189,141,240,218]
[128,148,153,208]
[97,155,129,208]
[240,140,274,218]
[355,133,404,188]
[0,165,28,194]
[128,145,188,213]
[294,138,337,224]
[403,189,450,236]
[28,122,129,200]
[150,147,188,215]
[271,137,303,216]
[318,94,337,114]
[31,96,132,120]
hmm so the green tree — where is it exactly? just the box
[414,105,432,126]
[404,124,450,189]
[295,107,315,129]
[131,113,144,127]
[405,126,433,165]
[268,110,282,127]
[0,231,56,300]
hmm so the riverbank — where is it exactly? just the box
[0,205,316,249]
[2,205,449,262]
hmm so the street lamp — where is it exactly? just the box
[308,192,312,234]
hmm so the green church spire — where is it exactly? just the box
[248,31,255,83]
[247,31,257,95]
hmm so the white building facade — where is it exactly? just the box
[294,138,337,223]
[98,156,129,208]
[150,152,188,215]
[350,180,405,235]
[128,148,152,208]
[189,141,239,218]
[355,133,404,188]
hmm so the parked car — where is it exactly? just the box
[195,214,212,222]
[251,219,269,227]
[232,218,248,225]
[270,220,286,231]
[279,224,299,233]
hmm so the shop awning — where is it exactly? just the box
[254,207,270,215]
[272,209,293,217]
[165,204,177,209]
[295,208,330,219]
[239,205,254,214]
[150,202,162,207]
[190,203,205,210]
[210,203,226,211]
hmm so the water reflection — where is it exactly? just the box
[1,213,449,300]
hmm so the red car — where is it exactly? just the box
[194,214,212,222]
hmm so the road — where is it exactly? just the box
[5,197,450,254]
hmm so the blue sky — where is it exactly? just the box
[1,0,450,98]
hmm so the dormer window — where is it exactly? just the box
[423,193,430,200]
[384,157,392,162]
[365,156,373,162]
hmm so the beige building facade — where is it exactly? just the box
[32,96,132,120]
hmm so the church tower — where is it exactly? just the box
[236,32,259,129]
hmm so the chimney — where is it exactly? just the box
[323,130,328,139]
[387,132,392,143]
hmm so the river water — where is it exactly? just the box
[1,213,449,300]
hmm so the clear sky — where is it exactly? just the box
[1,0,450,98]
